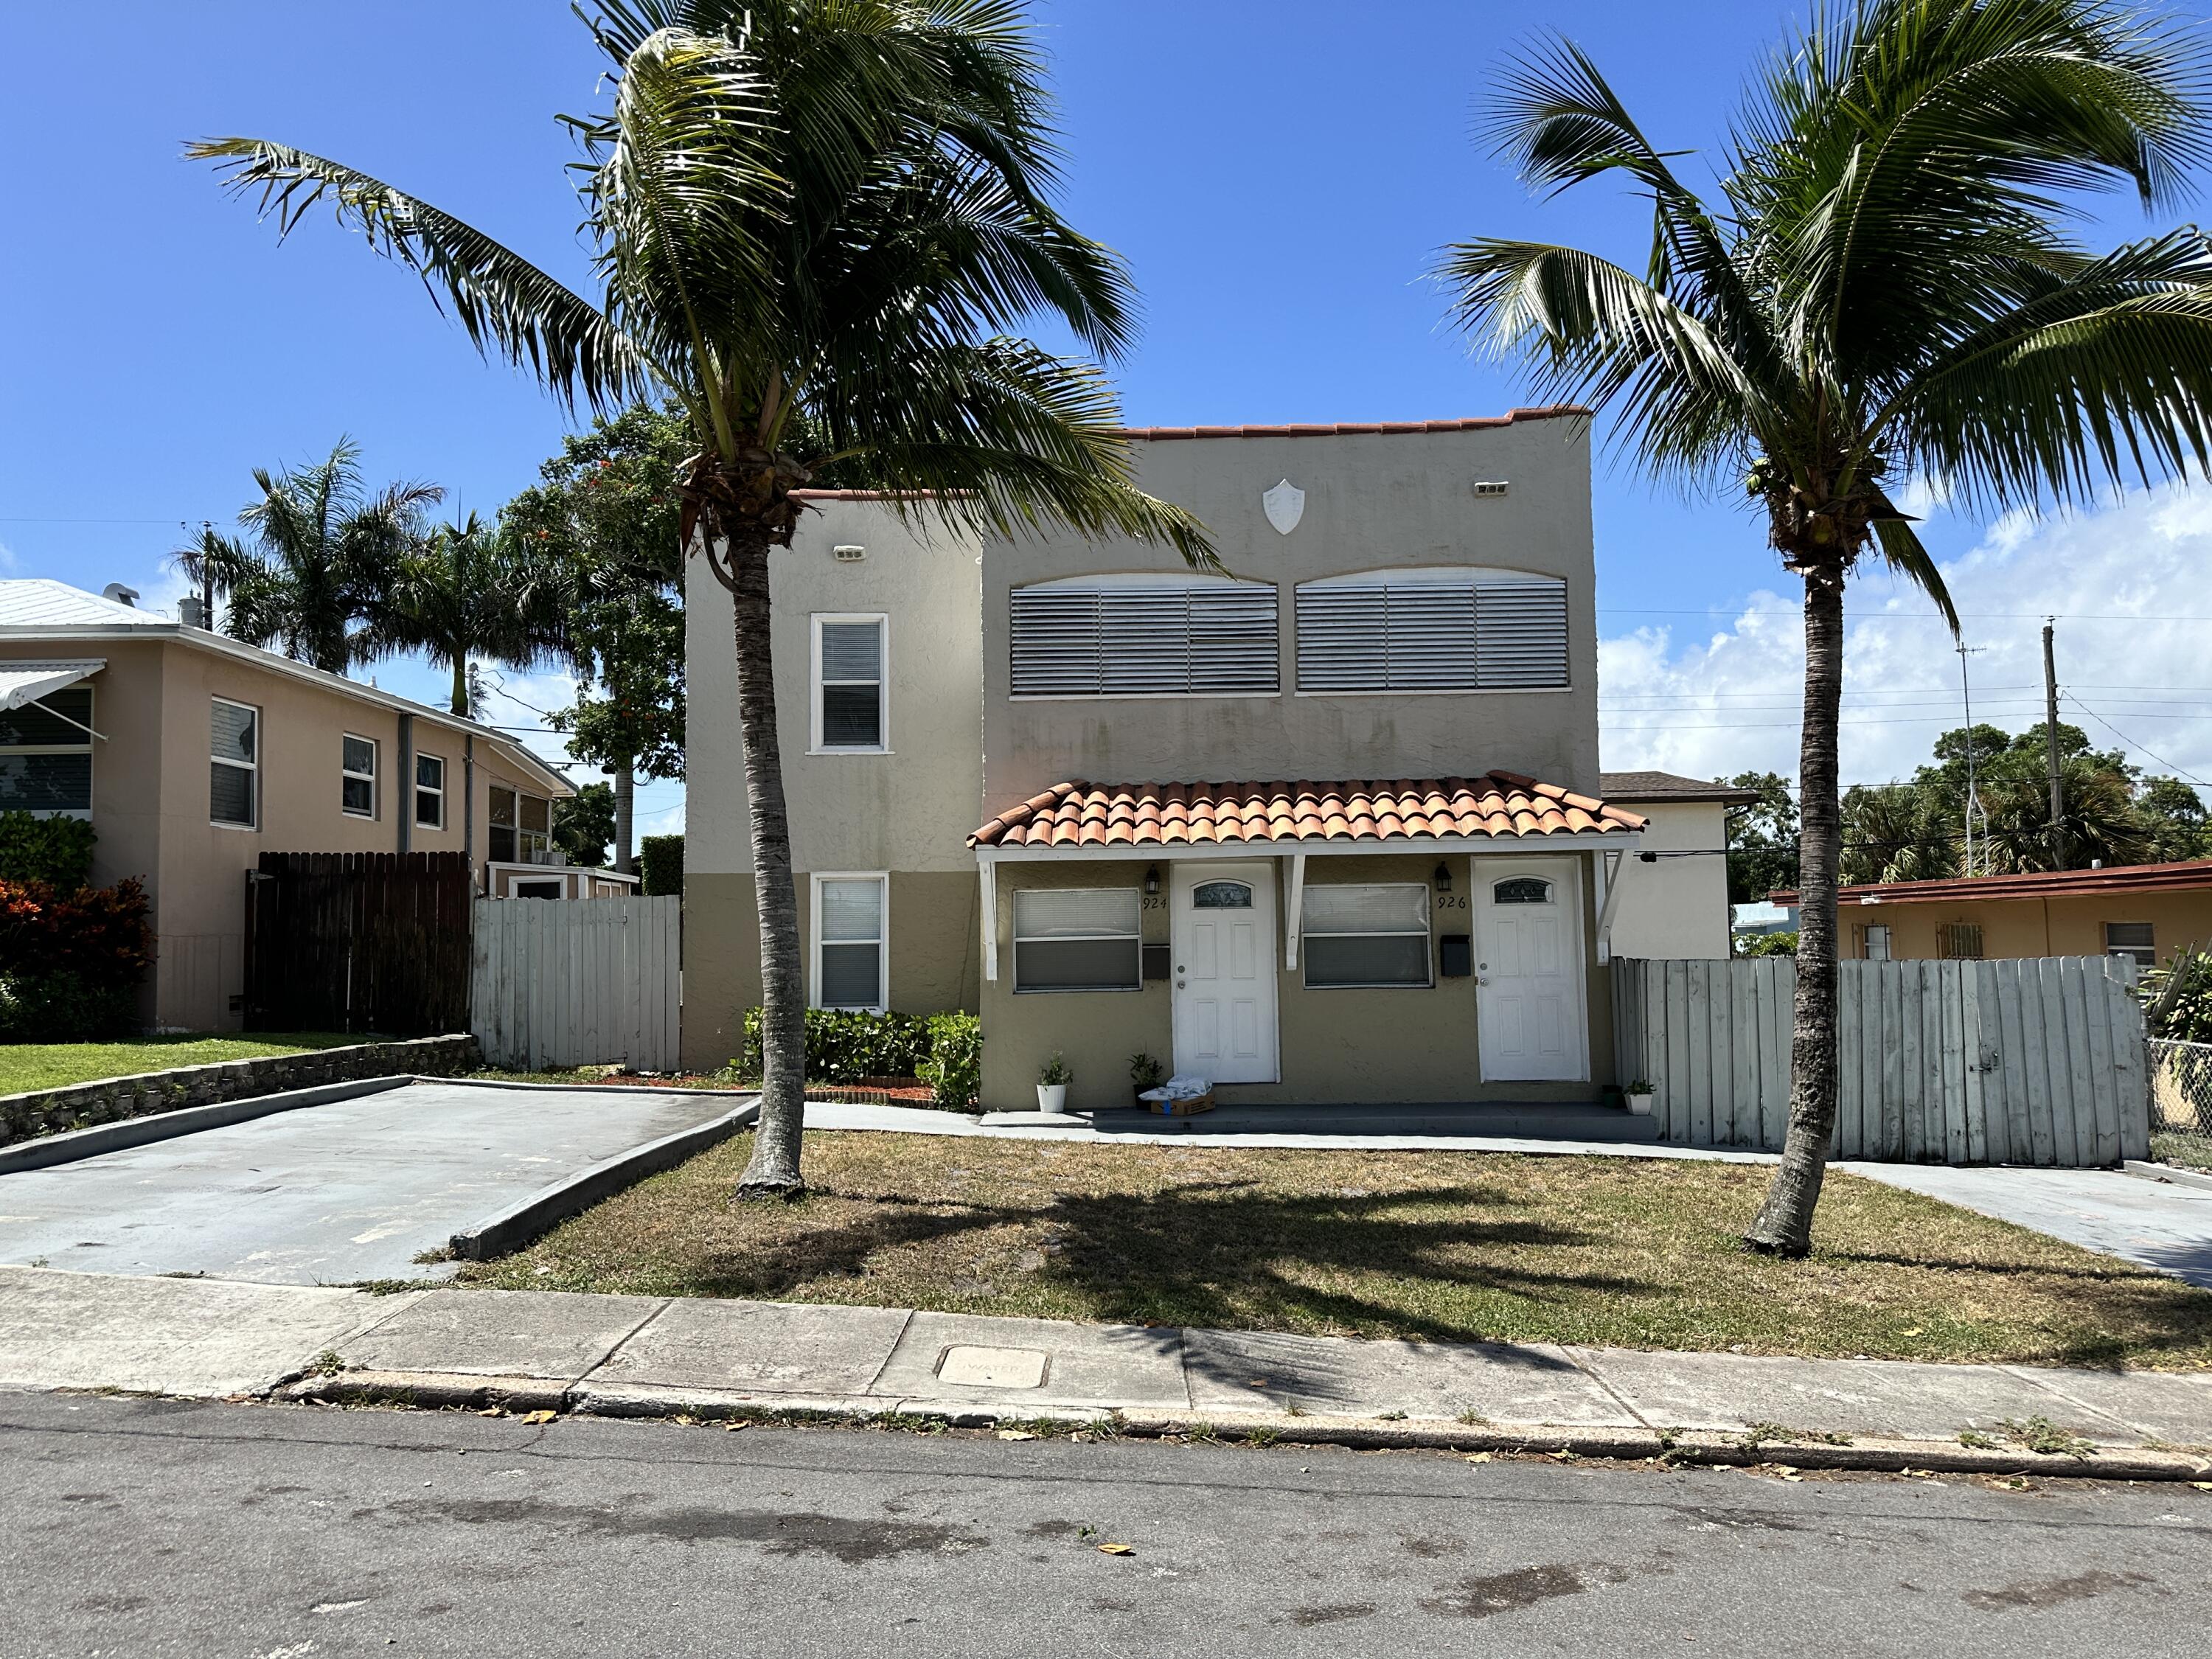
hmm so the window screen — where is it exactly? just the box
[2106,921,2156,967]
[1303,883,1430,988]
[818,619,884,748]
[818,877,886,1008]
[1010,583,1278,696]
[211,699,258,827]
[1014,888,1141,992]
[1295,576,1568,691]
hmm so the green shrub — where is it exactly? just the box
[0,970,139,1042]
[0,873,153,1041]
[2143,943,2212,1042]
[0,813,96,888]
[639,834,684,897]
[1738,930,1798,959]
[918,1012,981,1111]
[732,1006,933,1082]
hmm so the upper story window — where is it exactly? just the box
[341,734,378,818]
[415,753,446,829]
[813,614,886,751]
[1010,574,1278,698]
[211,698,259,829]
[490,785,551,863]
[1294,568,1568,692]
[0,686,93,818]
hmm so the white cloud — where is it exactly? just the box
[1601,482,2212,793]
[0,540,19,576]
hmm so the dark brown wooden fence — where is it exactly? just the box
[243,852,473,1036]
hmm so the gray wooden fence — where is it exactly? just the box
[471,894,681,1072]
[1611,956,2147,1166]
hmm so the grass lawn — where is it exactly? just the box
[462,1130,2212,1370]
[0,1033,366,1095]
[2153,1130,2212,1172]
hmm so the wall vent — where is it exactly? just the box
[1471,480,1509,498]
[832,544,866,563]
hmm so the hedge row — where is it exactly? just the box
[728,1007,981,1112]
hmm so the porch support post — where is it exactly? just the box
[978,855,999,983]
[1284,852,1307,970]
[1594,849,1626,964]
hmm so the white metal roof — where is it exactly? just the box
[0,658,105,713]
[0,580,164,630]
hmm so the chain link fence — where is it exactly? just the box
[2149,1037,2212,1170]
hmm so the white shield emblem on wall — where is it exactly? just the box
[1262,479,1305,535]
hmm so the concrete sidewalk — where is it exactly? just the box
[4,1265,2208,1479]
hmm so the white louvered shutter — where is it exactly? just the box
[1295,583,1389,690]
[1475,581,1570,687]
[1383,584,1478,689]
[1012,584,1277,695]
[1188,585,1279,692]
[1298,574,1567,691]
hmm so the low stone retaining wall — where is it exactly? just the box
[0,1035,479,1149]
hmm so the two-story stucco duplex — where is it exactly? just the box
[0,579,585,1032]
[686,408,1677,1110]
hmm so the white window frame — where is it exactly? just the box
[1292,566,1571,696]
[0,686,94,820]
[1012,886,1144,994]
[341,732,378,819]
[810,613,889,754]
[210,696,260,831]
[1860,923,1892,961]
[415,751,447,830]
[810,871,889,1011]
[1301,881,1433,990]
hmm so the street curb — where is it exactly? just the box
[0,1076,412,1174]
[2124,1159,2212,1194]
[445,1099,761,1261]
[277,1370,2212,1482]
[439,1077,758,1096]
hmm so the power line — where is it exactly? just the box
[2063,693,2212,790]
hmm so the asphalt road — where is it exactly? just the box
[0,1082,730,1284]
[4,1394,2208,1658]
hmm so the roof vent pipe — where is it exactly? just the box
[102,582,140,608]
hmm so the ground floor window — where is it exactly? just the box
[0,686,93,816]
[1855,922,1892,961]
[1013,888,1141,991]
[2105,921,2155,968]
[1302,883,1430,988]
[1938,922,1984,961]
[814,874,888,1009]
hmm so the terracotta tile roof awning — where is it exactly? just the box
[969,773,1647,851]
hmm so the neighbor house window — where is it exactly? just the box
[1009,576,1279,697]
[813,615,886,751]
[489,785,552,863]
[1938,922,1984,960]
[0,686,93,817]
[341,734,377,818]
[1857,923,1892,961]
[1013,888,1142,992]
[814,874,888,1009]
[2106,922,2156,968]
[415,753,446,829]
[1302,883,1431,988]
[1294,569,1568,691]
[210,698,259,828]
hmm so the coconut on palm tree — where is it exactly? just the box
[364,512,576,718]
[1441,0,2212,1253]
[178,437,442,675]
[190,0,1210,1196]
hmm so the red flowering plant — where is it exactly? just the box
[0,876,154,1040]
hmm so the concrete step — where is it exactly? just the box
[1085,1101,1665,1144]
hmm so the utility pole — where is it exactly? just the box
[1956,642,1988,877]
[2042,619,2065,870]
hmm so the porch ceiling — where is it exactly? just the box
[967,773,1647,852]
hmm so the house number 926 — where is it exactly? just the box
[1437,894,1468,910]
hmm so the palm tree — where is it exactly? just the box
[191,0,1209,1196]
[1441,0,2212,1253]
[178,438,441,674]
[364,512,576,717]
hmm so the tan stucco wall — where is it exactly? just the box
[1604,801,1733,959]
[1850,888,2212,963]
[685,499,984,879]
[980,420,1600,821]
[977,850,1612,1112]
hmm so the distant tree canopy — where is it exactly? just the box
[1725,771,1801,905]
[1839,725,2209,885]
[553,781,615,869]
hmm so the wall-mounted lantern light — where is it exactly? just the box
[1433,861,1452,894]
[1144,865,1161,896]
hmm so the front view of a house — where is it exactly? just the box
[683,409,1655,1109]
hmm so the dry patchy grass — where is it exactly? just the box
[462,1130,2212,1370]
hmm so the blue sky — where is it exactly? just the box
[7,0,2212,830]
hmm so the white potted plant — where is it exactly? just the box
[1037,1053,1072,1114]
[1623,1079,1655,1116]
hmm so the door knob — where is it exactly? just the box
[1176,981,1186,990]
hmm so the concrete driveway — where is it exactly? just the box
[1844,1162,2212,1287]
[0,1082,734,1286]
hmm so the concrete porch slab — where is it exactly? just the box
[582,1296,912,1396]
[1570,1346,2144,1440]
[874,1311,1188,1411]
[335,1288,668,1383]
[1183,1326,1638,1426]
[0,1265,392,1397]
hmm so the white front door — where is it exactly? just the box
[1172,861,1279,1084]
[1474,857,1587,1082]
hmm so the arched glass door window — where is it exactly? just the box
[1192,880,1253,909]
[1492,877,1554,905]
